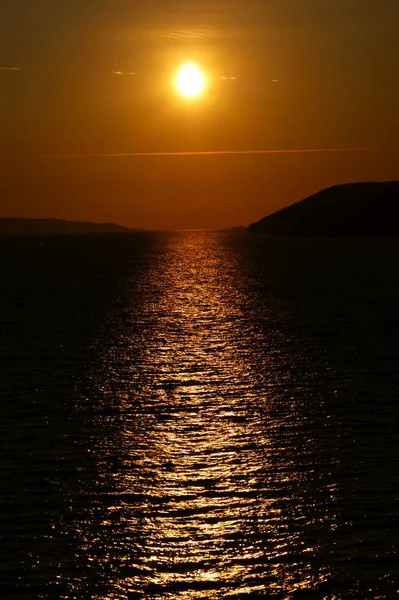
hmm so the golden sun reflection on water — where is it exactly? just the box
[119,235,267,596]
[73,233,339,599]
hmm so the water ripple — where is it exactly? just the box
[0,233,398,599]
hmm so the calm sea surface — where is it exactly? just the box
[0,232,398,599]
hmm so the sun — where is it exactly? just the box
[175,63,206,98]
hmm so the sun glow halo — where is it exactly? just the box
[176,63,206,98]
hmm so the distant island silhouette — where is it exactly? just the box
[0,218,135,236]
[248,181,399,236]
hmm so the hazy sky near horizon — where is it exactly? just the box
[1,0,398,229]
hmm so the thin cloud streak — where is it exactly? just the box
[112,70,138,76]
[26,147,398,160]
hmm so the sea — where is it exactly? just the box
[0,231,398,599]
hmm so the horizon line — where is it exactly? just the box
[25,147,399,159]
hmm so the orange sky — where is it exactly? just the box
[1,0,398,229]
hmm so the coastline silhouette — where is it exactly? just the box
[249,181,399,236]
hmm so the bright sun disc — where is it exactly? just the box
[176,63,206,98]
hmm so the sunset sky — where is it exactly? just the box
[1,0,398,229]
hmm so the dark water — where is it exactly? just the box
[0,232,398,599]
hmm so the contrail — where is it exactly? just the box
[26,147,398,159]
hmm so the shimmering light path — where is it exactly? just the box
[91,233,322,598]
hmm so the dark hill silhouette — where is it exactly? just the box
[248,182,399,236]
[0,218,134,236]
